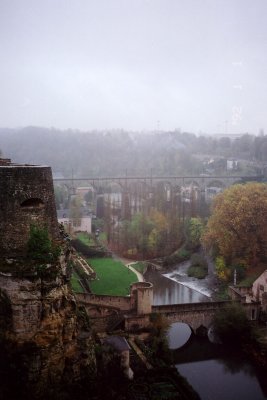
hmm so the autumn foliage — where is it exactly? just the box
[202,182,267,268]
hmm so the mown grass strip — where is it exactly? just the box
[88,257,137,296]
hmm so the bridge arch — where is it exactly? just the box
[162,309,214,334]
[167,322,193,349]
[206,179,225,189]
[183,180,200,189]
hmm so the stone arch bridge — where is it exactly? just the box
[54,173,264,218]
[75,283,261,334]
[151,301,259,334]
[54,173,264,194]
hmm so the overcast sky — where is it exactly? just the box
[0,0,266,134]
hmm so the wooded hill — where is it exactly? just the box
[0,127,266,177]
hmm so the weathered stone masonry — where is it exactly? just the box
[0,159,59,257]
[0,159,96,397]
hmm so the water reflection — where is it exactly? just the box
[163,259,215,298]
[167,322,192,349]
[177,359,267,400]
[145,267,267,399]
[145,269,210,305]
[174,335,267,400]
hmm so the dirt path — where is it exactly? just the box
[126,263,144,282]
[111,253,144,282]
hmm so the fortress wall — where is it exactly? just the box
[0,163,59,257]
[124,314,151,331]
[75,293,132,311]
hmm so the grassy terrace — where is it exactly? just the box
[88,257,137,296]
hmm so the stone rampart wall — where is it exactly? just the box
[124,314,151,331]
[0,164,59,256]
[75,293,131,311]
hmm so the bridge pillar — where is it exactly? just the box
[130,282,153,315]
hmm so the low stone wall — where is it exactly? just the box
[75,293,132,311]
[124,314,151,331]
[152,300,231,314]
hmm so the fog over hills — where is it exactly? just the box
[0,127,266,178]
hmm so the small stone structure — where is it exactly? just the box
[229,272,267,315]
[130,282,153,315]
[0,158,59,257]
[252,270,267,311]
[103,335,133,379]
[228,285,251,303]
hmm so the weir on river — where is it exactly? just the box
[148,266,267,400]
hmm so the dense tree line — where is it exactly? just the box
[110,209,184,259]
[0,127,266,178]
[202,182,267,281]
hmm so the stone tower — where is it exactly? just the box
[0,158,59,257]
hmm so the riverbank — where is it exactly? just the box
[111,253,144,282]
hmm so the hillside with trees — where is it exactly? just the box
[0,127,266,178]
[202,182,267,282]
[1,126,266,267]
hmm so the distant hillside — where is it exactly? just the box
[0,127,265,177]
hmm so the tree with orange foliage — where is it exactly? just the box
[202,182,267,268]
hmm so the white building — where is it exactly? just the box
[227,159,238,171]
[57,209,92,234]
[252,270,267,305]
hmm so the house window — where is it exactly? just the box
[260,285,264,291]
[251,309,256,320]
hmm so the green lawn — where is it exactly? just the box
[132,261,146,274]
[77,232,95,247]
[71,271,85,293]
[88,257,137,296]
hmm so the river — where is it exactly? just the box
[144,263,267,400]
[145,260,215,305]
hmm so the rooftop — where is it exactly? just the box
[0,158,46,168]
